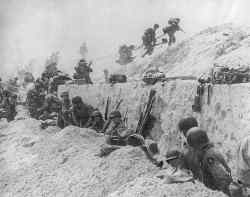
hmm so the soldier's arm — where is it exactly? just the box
[71,110,80,127]
[215,152,231,174]
[83,117,92,128]
[178,26,184,32]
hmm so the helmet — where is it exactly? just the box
[178,117,198,136]
[72,96,83,104]
[186,127,209,149]
[109,110,122,119]
[154,24,159,29]
[60,91,69,97]
[91,110,102,118]
[79,59,87,66]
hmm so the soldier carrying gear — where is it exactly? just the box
[142,24,159,56]
[73,59,93,84]
[162,18,183,46]
[85,110,104,132]
[186,127,232,195]
[104,110,133,146]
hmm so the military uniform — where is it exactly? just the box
[162,19,183,46]
[186,128,232,195]
[182,143,203,181]
[0,92,17,122]
[71,96,94,127]
[85,110,104,132]
[229,136,250,197]
[26,88,45,119]
[57,92,72,129]
[105,111,132,146]
[38,93,61,121]
[6,94,17,122]
[142,24,159,56]
[73,59,93,84]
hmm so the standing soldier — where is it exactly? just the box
[6,94,17,122]
[57,91,72,129]
[142,24,159,56]
[186,127,232,195]
[73,59,93,84]
[162,18,184,46]
[26,81,45,119]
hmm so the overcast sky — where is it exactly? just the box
[0,0,249,78]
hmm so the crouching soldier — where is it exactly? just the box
[38,89,62,129]
[104,110,133,146]
[186,127,232,195]
[71,96,94,127]
[38,93,61,121]
[57,91,72,129]
[85,110,104,132]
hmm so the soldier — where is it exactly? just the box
[26,81,45,119]
[6,94,17,122]
[142,24,159,56]
[71,96,94,127]
[116,45,135,65]
[37,88,61,121]
[104,110,133,146]
[175,117,203,180]
[85,110,104,132]
[73,59,93,84]
[162,18,184,46]
[57,91,72,129]
[186,127,232,195]
[0,90,14,121]
[229,136,250,197]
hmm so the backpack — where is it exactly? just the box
[109,74,127,84]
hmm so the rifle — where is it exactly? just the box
[104,96,111,121]
[123,108,128,127]
[136,89,156,135]
[114,98,123,111]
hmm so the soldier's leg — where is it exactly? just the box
[173,35,176,43]
[169,34,175,46]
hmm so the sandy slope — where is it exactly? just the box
[0,106,226,197]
